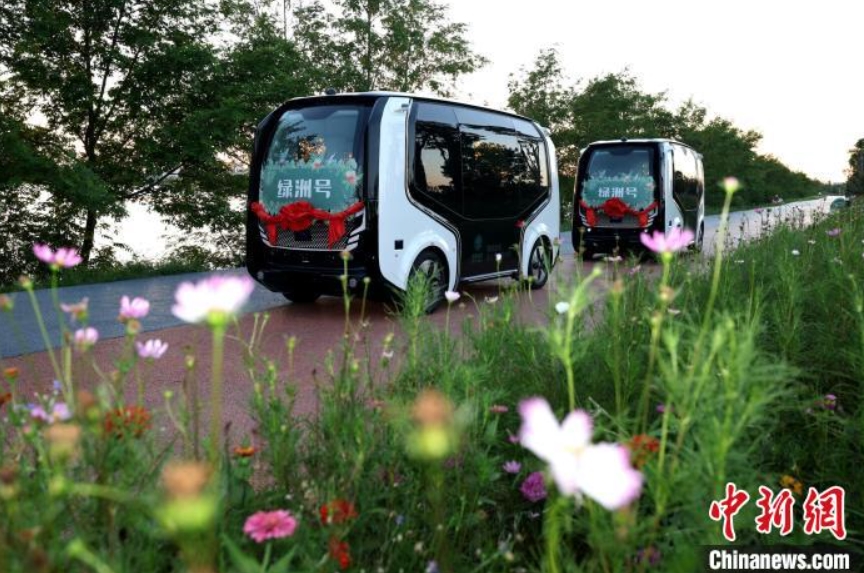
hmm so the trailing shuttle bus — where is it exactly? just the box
[246,92,560,310]
[571,139,704,259]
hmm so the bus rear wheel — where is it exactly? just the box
[524,238,551,290]
[408,250,447,314]
[282,286,321,304]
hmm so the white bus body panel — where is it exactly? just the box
[376,97,459,291]
[520,133,561,275]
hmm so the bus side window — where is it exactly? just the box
[518,136,549,210]
[461,126,525,219]
[410,103,463,215]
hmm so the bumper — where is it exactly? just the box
[250,263,375,296]
[580,227,651,251]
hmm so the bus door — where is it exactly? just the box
[458,117,548,277]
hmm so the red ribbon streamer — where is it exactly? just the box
[580,199,658,228]
[250,200,365,247]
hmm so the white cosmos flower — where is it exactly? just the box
[518,397,642,510]
[791,249,800,256]
[172,275,255,326]
[445,291,460,303]
[555,302,570,315]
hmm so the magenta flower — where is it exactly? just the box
[172,275,254,326]
[503,460,522,474]
[136,339,168,360]
[33,244,83,269]
[520,471,547,502]
[518,397,642,510]
[639,228,694,256]
[243,510,298,543]
[826,228,842,237]
[73,327,99,350]
[119,296,150,321]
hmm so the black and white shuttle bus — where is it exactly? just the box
[571,139,704,259]
[246,92,560,310]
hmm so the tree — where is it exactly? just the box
[507,48,823,211]
[847,139,864,196]
[298,0,485,95]
[507,48,578,174]
[0,0,234,263]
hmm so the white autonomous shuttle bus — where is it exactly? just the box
[246,92,560,310]
[571,139,705,259]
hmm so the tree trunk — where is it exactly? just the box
[80,208,98,264]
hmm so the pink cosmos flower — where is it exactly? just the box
[172,275,254,325]
[136,339,169,360]
[243,510,298,543]
[119,296,150,321]
[33,244,83,269]
[520,471,547,502]
[826,228,842,237]
[639,228,694,256]
[503,460,522,474]
[29,402,72,424]
[489,404,509,414]
[518,397,642,510]
[61,298,89,322]
[73,327,99,350]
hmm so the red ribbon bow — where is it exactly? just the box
[580,198,658,228]
[250,200,365,247]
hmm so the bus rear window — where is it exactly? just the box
[259,105,368,215]
[582,146,657,211]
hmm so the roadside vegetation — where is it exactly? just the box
[0,181,861,572]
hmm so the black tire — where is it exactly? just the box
[408,250,448,314]
[691,224,704,254]
[282,286,321,304]
[524,238,551,290]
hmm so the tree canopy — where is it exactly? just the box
[508,48,824,210]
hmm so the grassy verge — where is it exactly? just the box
[0,197,861,572]
[0,257,212,293]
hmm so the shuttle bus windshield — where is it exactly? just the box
[581,145,657,212]
[258,104,368,215]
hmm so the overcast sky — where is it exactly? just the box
[441,0,862,182]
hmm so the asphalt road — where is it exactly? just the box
[0,197,836,359]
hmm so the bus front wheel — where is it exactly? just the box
[524,238,551,290]
[408,250,448,314]
[282,286,321,304]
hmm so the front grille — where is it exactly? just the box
[580,208,657,229]
[261,213,363,251]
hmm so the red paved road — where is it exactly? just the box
[4,259,619,446]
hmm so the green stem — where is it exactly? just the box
[261,542,272,572]
[543,495,566,573]
[639,259,670,429]
[25,284,62,381]
[210,323,226,461]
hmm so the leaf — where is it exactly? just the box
[222,535,263,573]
